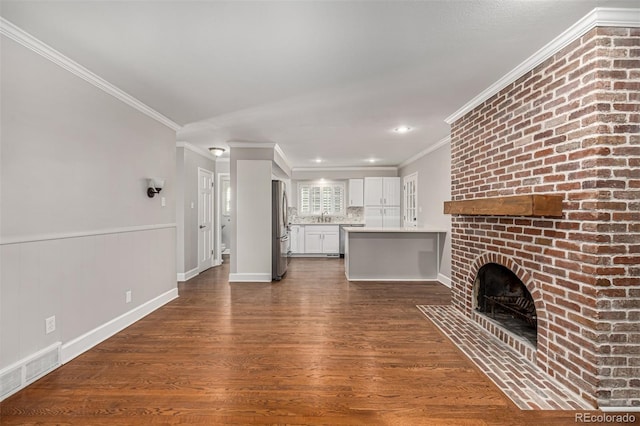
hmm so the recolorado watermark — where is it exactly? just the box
[575,412,636,423]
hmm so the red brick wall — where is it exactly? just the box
[449,27,639,408]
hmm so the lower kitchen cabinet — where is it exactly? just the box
[304,225,339,254]
[289,225,305,253]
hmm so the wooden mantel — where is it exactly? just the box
[443,194,564,217]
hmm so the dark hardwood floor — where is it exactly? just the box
[1,258,593,425]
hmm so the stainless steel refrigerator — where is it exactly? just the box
[272,180,289,280]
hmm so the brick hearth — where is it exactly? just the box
[448,26,639,408]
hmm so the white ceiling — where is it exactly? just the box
[1,1,637,168]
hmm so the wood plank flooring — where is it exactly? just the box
[1,258,597,425]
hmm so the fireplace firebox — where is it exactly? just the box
[473,263,537,347]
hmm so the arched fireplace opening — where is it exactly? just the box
[473,263,537,346]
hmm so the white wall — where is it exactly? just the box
[399,143,452,283]
[0,36,177,372]
[231,160,272,281]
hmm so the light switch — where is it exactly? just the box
[191,202,194,209]
[419,206,423,213]
[161,197,166,207]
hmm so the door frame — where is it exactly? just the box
[403,172,418,227]
[198,167,215,272]
[216,172,230,264]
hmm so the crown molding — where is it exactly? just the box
[176,141,217,160]
[226,141,276,149]
[292,166,398,172]
[0,17,181,131]
[226,141,292,172]
[445,7,640,124]
[398,136,451,169]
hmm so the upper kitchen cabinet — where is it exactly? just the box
[364,177,400,206]
[348,179,364,207]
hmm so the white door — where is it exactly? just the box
[403,173,418,227]
[198,168,214,272]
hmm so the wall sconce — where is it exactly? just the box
[147,177,165,198]
[209,147,225,157]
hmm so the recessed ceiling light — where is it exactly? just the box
[367,158,377,163]
[393,126,412,134]
[314,158,323,163]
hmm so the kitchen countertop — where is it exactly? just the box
[343,227,447,233]
[289,222,365,226]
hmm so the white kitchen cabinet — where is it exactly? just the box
[365,206,400,228]
[364,177,400,227]
[383,178,401,206]
[364,177,400,206]
[364,177,384,206]
[289,225,305,254]
[323,230,339,253]
[304,225,339,254]
[348,179,364,207]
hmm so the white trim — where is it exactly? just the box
[228,273,272,282]
[176,141,217,160]
[226,142,292,173]
[216,172,231,264]
[61,288,178,364]
[445,7,640,124]
[0,223,176,246]
[293,166,398,172]
[346,278,439,282]
[398,136,451,169]
[177,267,199,282]
[273,143,293,174]
[227,141,277,149]
[0,17,181,131]
[601,407,640,413]
[438,273,452,288]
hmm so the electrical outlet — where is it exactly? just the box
[126,290,132,303]
[45,316,55,334]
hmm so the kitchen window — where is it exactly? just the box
[298,181,345,215]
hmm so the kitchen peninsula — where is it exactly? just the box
[343,227,447,281]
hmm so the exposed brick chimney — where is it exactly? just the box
[448,26,639,408]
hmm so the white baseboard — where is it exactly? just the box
[228,272,272,282]
[61,288,179,363]
[601,407,640,413]
[177,267,199,282]
[346,277,438,282]
[438,273,452,288]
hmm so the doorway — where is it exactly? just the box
[217,173,231,262]
[198,168,215,272]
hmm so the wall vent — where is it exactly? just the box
[0,367,22,397]
[0,342,61,401]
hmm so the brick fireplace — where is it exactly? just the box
[448,26,639,408]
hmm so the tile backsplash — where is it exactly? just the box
[288,207,364,224]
